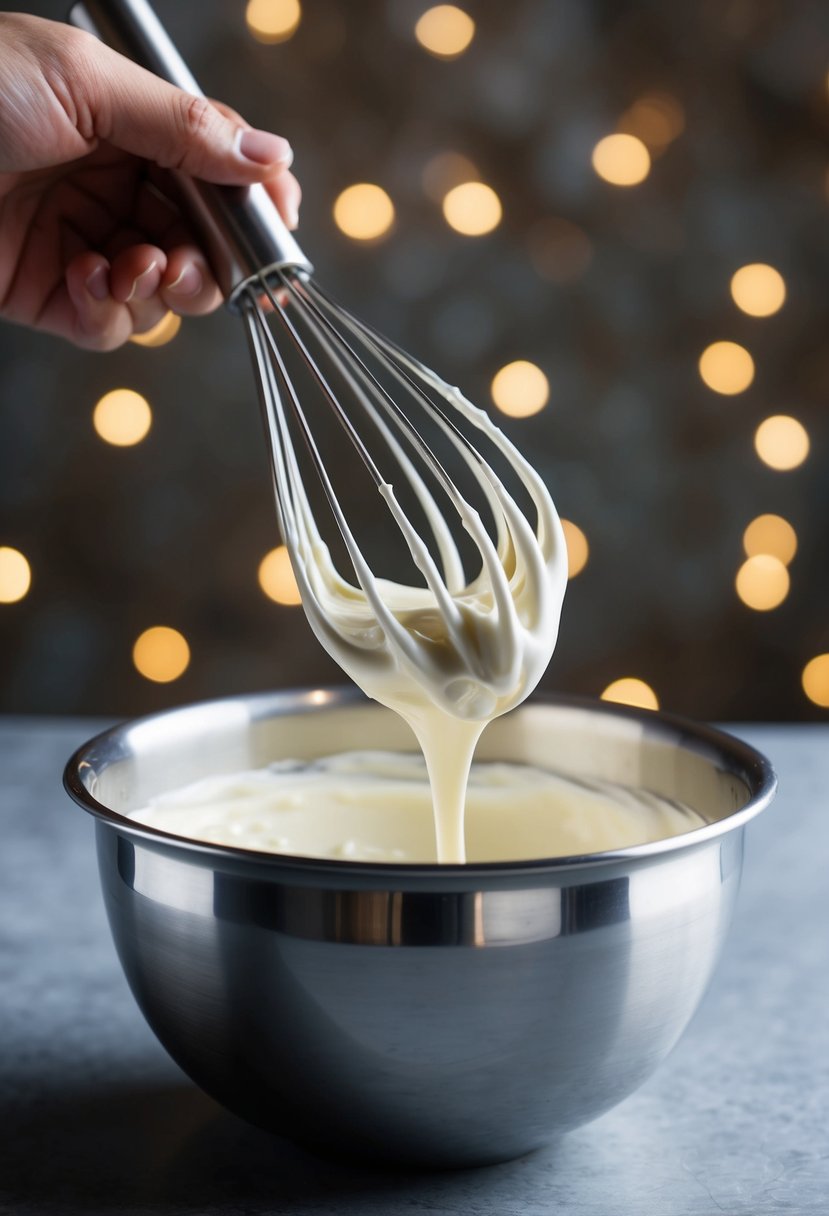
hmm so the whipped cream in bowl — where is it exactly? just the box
[127,748,707,864]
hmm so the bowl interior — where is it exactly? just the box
[78,692,756,839]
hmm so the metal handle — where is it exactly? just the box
[68,0,312,309]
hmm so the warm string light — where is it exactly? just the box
[698,341,754,395]
[490,361,549,417]
[730,264,786,317]
[591,134,651,186]
[735,555,790,611]
[258,546,302,605]
[442,181,502,236]
[0,546,31,603]
[246,0,301,44]
[802,655,829,708]
[93,389,152,446]
[754,415,809,471]
[560,520,589,578]
[132,626,190,683]
[414,5,475,58]
[333,183,395,241]
[601,678,659,711]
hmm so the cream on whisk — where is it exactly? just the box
[278,358,568,863]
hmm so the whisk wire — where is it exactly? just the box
[246,290,359,572]
[282,277,471,597]
[304,281,521,576]
[256,279,384,490]
[305,282,499,517]
[244,304,294,543]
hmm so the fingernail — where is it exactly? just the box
[85,264,109,302]
[167,263,203,297]
[287,204,299,230]
[126,261,158,303]
[238,129,293,167]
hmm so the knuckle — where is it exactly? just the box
[178,95,218,149]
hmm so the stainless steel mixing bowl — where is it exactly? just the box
[64,688,775,1167]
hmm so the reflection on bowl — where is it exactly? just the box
[64,689,775,1167]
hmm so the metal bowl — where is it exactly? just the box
[64,688,775,1167]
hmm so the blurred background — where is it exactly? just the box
[0,0,827,721]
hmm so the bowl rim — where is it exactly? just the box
[63,685,777,877]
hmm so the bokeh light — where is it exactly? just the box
[591,134,651,186]
[0,546,31,604]
[754,415,810,470]
[698,341,755,395]
[560,520,589,578]
[132,626,190,683]
[130,311,182,348]
[333,183,395,241]
[491,361,549,417]
[92,389,152,446]
[442,181,502,235]
[618,93,685,151]
[802,655,829,708]
[601,678,659,710]
[730,263,786,317]
[246,0,301,44]
[414,5,475,58]
[743,514,797,565]
[258,545,302,605]
[735,555,790,611]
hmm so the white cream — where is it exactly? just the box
[274,362,568,863]
[129,751,704,864]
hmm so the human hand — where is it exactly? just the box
[0,13,301,349]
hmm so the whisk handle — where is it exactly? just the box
[67,0,313,309]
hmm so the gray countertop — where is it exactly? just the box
[0,717,827,1215]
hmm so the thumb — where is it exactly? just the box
[76,31,293,184]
